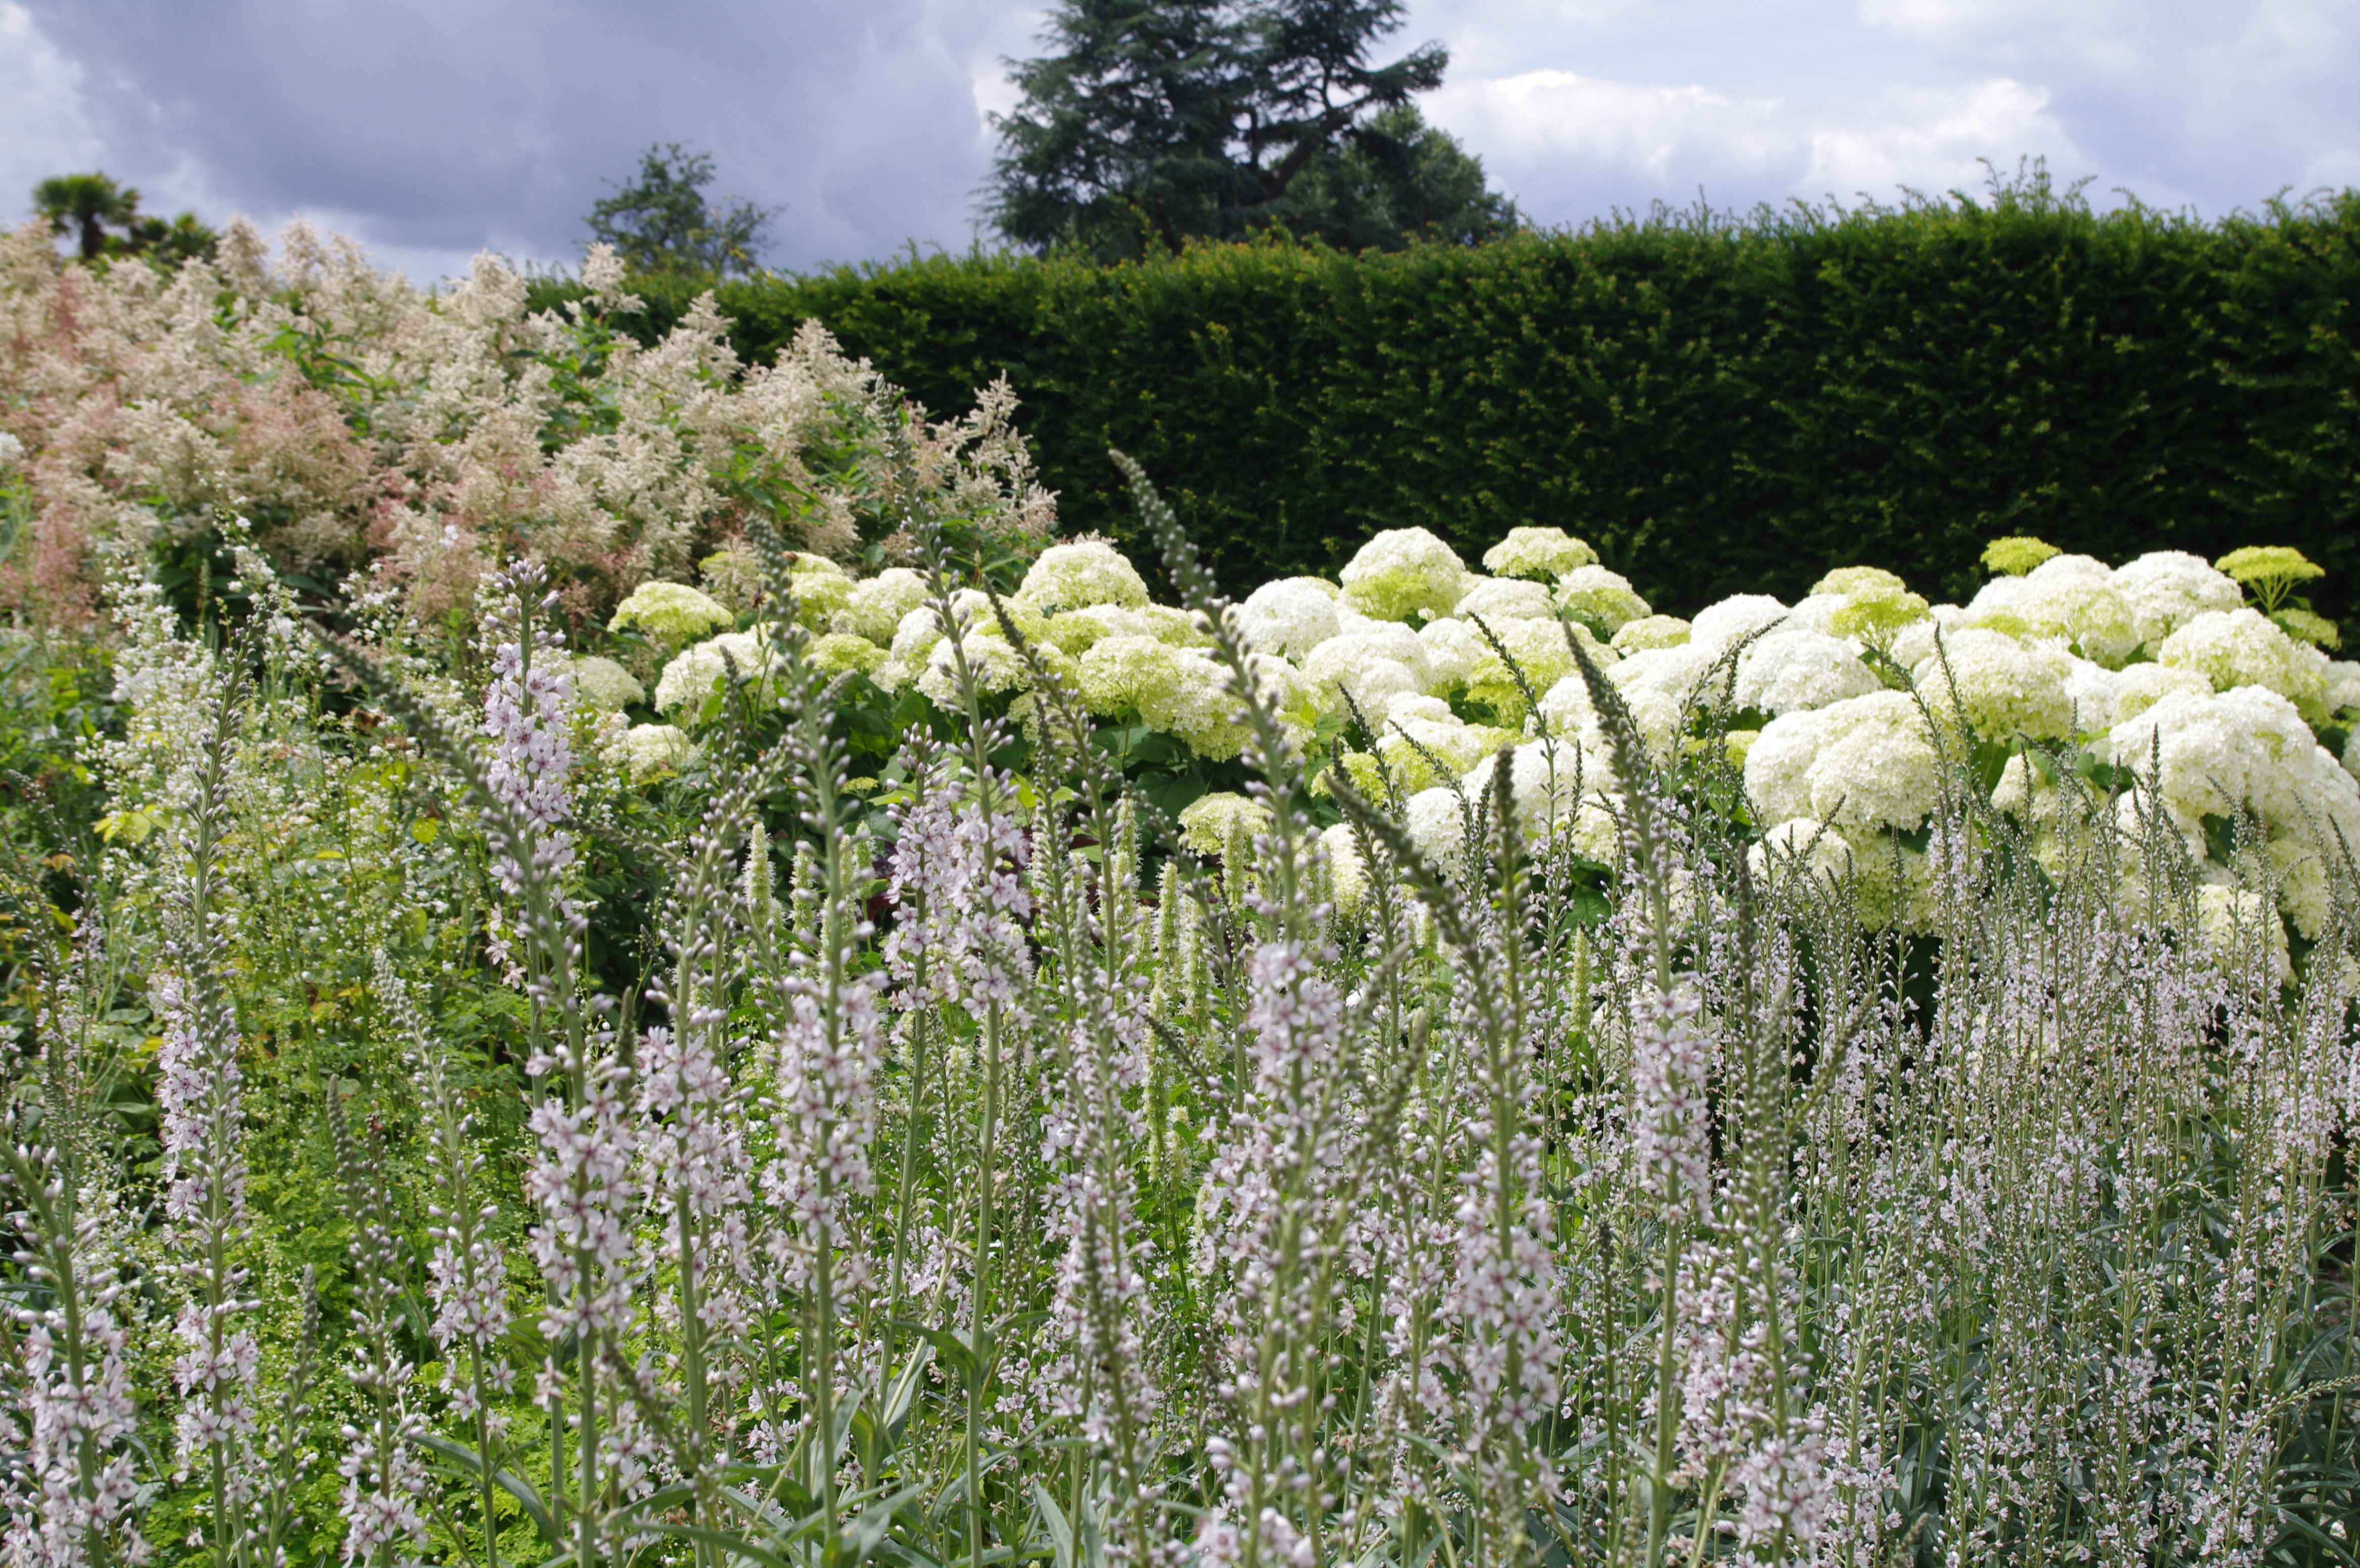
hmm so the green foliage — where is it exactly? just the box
[33,170,218,264]
[536,174,2360,621]
[986,0,1483,260]
[583,142,777,279]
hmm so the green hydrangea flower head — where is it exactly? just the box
[1552,565,1651,636]
[1177,792,1272,858]
[1981,536,2060,577]
[1341,527,1471,622]
[785,570,853,630]
[807,632,886,677]
[1812,565,1908,597]
[612,580,734,645]
[1015,540,1150,615]
[1829,585,1931,652]
[1610,615,1692,653]
[2273,607,2341,650]
[2215,545,2325,612]
[1483,526,1597,582]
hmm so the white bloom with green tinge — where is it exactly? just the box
[611,722,695,779]
[1016,540,1151,614]
[1177,792,1271,856]
[2157,608,2325,710]
[837,568,929,642]
[655,631,777,715]
[1455,576,1556,623]
[808,632,886,677]
[1747,690,1941,834]
[1611,615,1692,653]
[569,655,646,711]
[1483,526,1597,581]
[1340,527,1471,622]
[612,580,733,643]
[1553,564,1650,634]
[1690,595,1789,651]
[1915,626,2075,742]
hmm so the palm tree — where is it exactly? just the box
[35,173,142,260]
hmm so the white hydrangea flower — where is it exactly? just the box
[1454,576,1557,622]
[890,605,949,666]
[1812,566,1907,597]
[1776,594,1845,636]
[1417,617,1489,692]
[1385,692,1455,725]
[1340,527,1471,622]
[1915,626,2075,742]
[654,630,777,715]
[2157,608,2326,710]
[609,721,695,780]
[2104,685,2322,836]
[807,632,886,678]
[1045,605,1145,654]
[1177,792,1272,857]
[2196,883,2291,982]
[2269,836,2332,941]
[917,630,1038,709]
[568,654,646,711]
[612,580,734,644]
[1887,605,1966,668]
[1466,617,1588,718]
[1746,691,1940,834]
[1320,822,1370,915]
[2323,660,2360,715]
[2026,553,2115,589]
[2061,657,2122,729]
[1553,564,1650,634]
[1607,642,1722,708]
[1462,738,1592,837]
[784,568,854,629]
[1690,595,1790,651]
[1611,615,1691,653]
[1403,786,1468,873]
[2014,576,2140,667]
[1747,818,1855,889]
[1303,624,1434,696]
[1140,604,1213,646]
[1732,630,1880,716]
[1483,525,1597,581]
[835,568,929,642]
[2111,550,2245,648]
[1076,636,1249,758]
[2108,662,2211,726]
[1234,576,1343,660]
[1015,540,1150,614]
[1378,716,1510,794]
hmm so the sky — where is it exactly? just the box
[2,0,2355,283]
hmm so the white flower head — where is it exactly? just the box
[835,568,930,643]
[1483,525,1597,580]
[568,654,646,711]
[611,580,733,644]
[1016,540,1151,614]
[1233,576,1343,660]
[1915,626,2075,742]
[2157,607,2326,710]
[1690,594,1790,652]
[1733,630,1881,716]
[1455,575,1558,623]
[2111,550,2246,648]
[1553,564,1651,634]
[1340,526,1471,621]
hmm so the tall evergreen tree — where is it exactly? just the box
[987,0,1511,259]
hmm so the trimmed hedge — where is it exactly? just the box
[539,188,2360,619]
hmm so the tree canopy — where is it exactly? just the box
[584,143,778,278]
[986,0,1515,260]
[34,172,218,265]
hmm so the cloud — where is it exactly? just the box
[0,3,107,221]
[10,0,1048,279]
[1428,66,2084,222]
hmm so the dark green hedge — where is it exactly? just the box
[540,188,2360,619]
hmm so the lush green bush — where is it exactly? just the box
[547,182,2360,619]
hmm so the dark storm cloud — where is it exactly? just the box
[20,0,1043,274]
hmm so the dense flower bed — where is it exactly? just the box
[629,521,2360,950]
